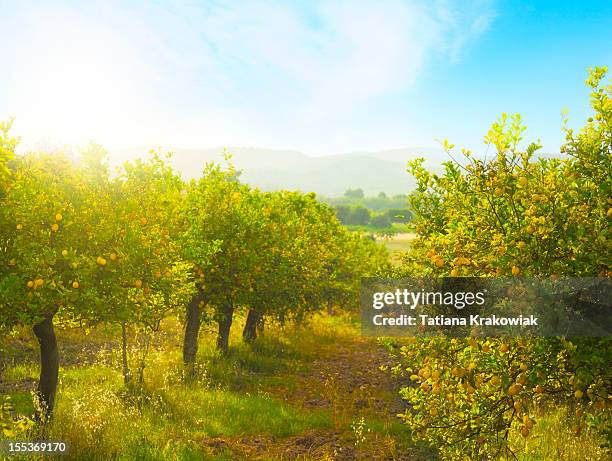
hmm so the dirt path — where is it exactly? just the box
[200,335,426,460]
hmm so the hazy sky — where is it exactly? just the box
[1,0,611,156]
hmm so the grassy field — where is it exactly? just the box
[2,312,608,460]
[1,314,431,460]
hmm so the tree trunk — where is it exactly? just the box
[136,333,151,384]
[121,322,132,385]
[243,309,262,343]
[32,315,59,422]
[216,302,234,354]
[183,293,203,372]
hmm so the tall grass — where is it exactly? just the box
[3,314,609,460]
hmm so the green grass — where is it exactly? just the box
[504,406,610,461]
[1,362,38,381]
[3,313,608,460]
[2,316,343,460]
[42,376,330,460]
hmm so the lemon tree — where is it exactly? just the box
[77,146,196,383]
[0,150,95,419]
[180,161,252,357]
[392,67,611,459]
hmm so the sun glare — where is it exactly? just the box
[10,8,147,150]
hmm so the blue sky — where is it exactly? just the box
[1,0,610,156]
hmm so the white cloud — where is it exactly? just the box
[3,0,496,154]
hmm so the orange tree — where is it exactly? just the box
[236,189,288,342]
[322,230,390,314]
[180,161,388,360]
[249,191,342,326]
[240,190,359,340]
[0,120,34,433]
[240,189,390,339]
[180,161,251,358]
[391,67,611,459]
[0,139,197,416]
[282,192,367,322]
[0,149,95,419]
[77,147,196,384]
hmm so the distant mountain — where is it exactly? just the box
[108,146,451,196]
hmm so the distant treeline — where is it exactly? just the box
[320,188,412,229]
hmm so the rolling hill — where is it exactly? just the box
[109,146,450,196]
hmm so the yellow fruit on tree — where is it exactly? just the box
[27,280,34,288]
[97,256,107,266]
[51,223,59,232]
[434,258,444,268]
[490,375,501,386]
[72,281,79,289]
[16,224,23,230]
[534,384,544,394]
[62,249,68,257]
[109,253,117,261]
[482,344,490,353]
[500,344,509,353]
[512,266,521,276]
[574,390,583,399]
[34,278,43,288]
[514,400,523,411]
[508,384,522,396]
[452,367,465,377]
[134,279,143,289]
[55,213,62,221]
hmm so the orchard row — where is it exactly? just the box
[0,135,389,420]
